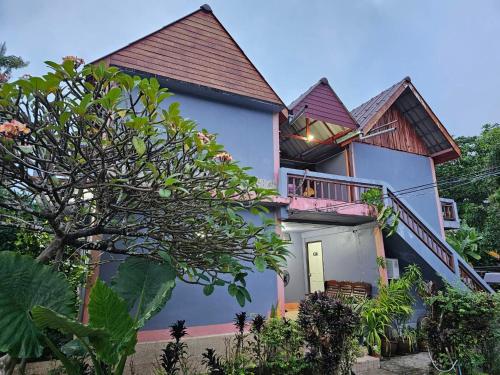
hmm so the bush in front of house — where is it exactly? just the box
[298,292,361,375]
[421,283,499,374]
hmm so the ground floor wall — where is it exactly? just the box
[284,222,381,303]
[95,211,281,339]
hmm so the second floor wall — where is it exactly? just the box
[160,90,278,184]
[351,142,443,235]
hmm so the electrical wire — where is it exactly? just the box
[293,166,500,213]
[311,169,500,213]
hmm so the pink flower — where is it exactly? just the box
[214,152,233,163]
[0,120,30,138]
[197,132,211,144]
[62,56,85,67]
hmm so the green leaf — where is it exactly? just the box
[228,283,238,297]
[254,256,266,272]
[236,290,246,307]
[0,252,74,358]
[111,257,176,329]
[132,136,146,156]
[31,306,107,339]
[203,284,215,296]
[159,189,171,198]
[88,280,136,365]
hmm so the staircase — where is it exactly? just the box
[386,189,490,292]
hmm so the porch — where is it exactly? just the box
[281,221,384,317]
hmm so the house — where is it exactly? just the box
[91,3,492,356]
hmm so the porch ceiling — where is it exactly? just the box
[286,210,375,226]
[280,115,349,163]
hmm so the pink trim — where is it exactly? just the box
[288,197,374,217]
[138,322,238,342]
[274,215,286,317]
[272,113,280,184]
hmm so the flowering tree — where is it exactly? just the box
[0,59,287,293]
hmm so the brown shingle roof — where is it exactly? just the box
[351,77,410,130]
[93,5,284,106]
[350,77,461,163]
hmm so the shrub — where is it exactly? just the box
[298,292,360,375]
[422,284,497,374]
[260,317,306,375]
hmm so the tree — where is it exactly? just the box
[0,42,28,83]
[436,124,500,265]
[0,59,287,295]
[0,59,287,373]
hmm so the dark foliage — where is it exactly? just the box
[159,320,188,374]
[202,348,225,375]
[298,292,361,375]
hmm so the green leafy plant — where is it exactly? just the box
[260,318,306,375]
[0,251,176,375]
[361,188,400,236]
[298,292,360,375]
[361,264,422,355]
[446,223,484,264]
[0,42,28,82]
[0,251,75,359]
[421,284,497,374]
[0,59,288,302]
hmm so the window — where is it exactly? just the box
[442,202,455,221]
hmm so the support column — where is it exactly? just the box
[373,226,388,285]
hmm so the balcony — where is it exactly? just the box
[440,198,460,230]
[279,168,380,225]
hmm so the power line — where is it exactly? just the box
[313,169,500,213]
[295,167,500,213]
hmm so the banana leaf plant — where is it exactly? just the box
[0,251,176,375]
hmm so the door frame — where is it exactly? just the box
[305,240,325,293]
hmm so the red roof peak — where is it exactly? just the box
[288,78,357,130]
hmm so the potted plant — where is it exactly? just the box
[381,327,399,357]
[397,326,417,355]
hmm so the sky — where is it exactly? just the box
[1,0,499,136]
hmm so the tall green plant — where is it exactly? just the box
[360,264,422,354]
[0,251,176,375]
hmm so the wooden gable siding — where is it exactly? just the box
[293,82,357,129]
[104,9,282,105]
[359,105,429,156]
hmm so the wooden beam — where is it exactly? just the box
[431,147,454,157]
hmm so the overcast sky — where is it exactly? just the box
[1,0,499,136]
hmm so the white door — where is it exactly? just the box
[307,241,325,292]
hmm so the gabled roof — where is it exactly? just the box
[351,77,461,163]
[351,77,409,131]
[93,4,284,107]
[289,77,357,129]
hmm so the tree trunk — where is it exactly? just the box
[36,236,64,264]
